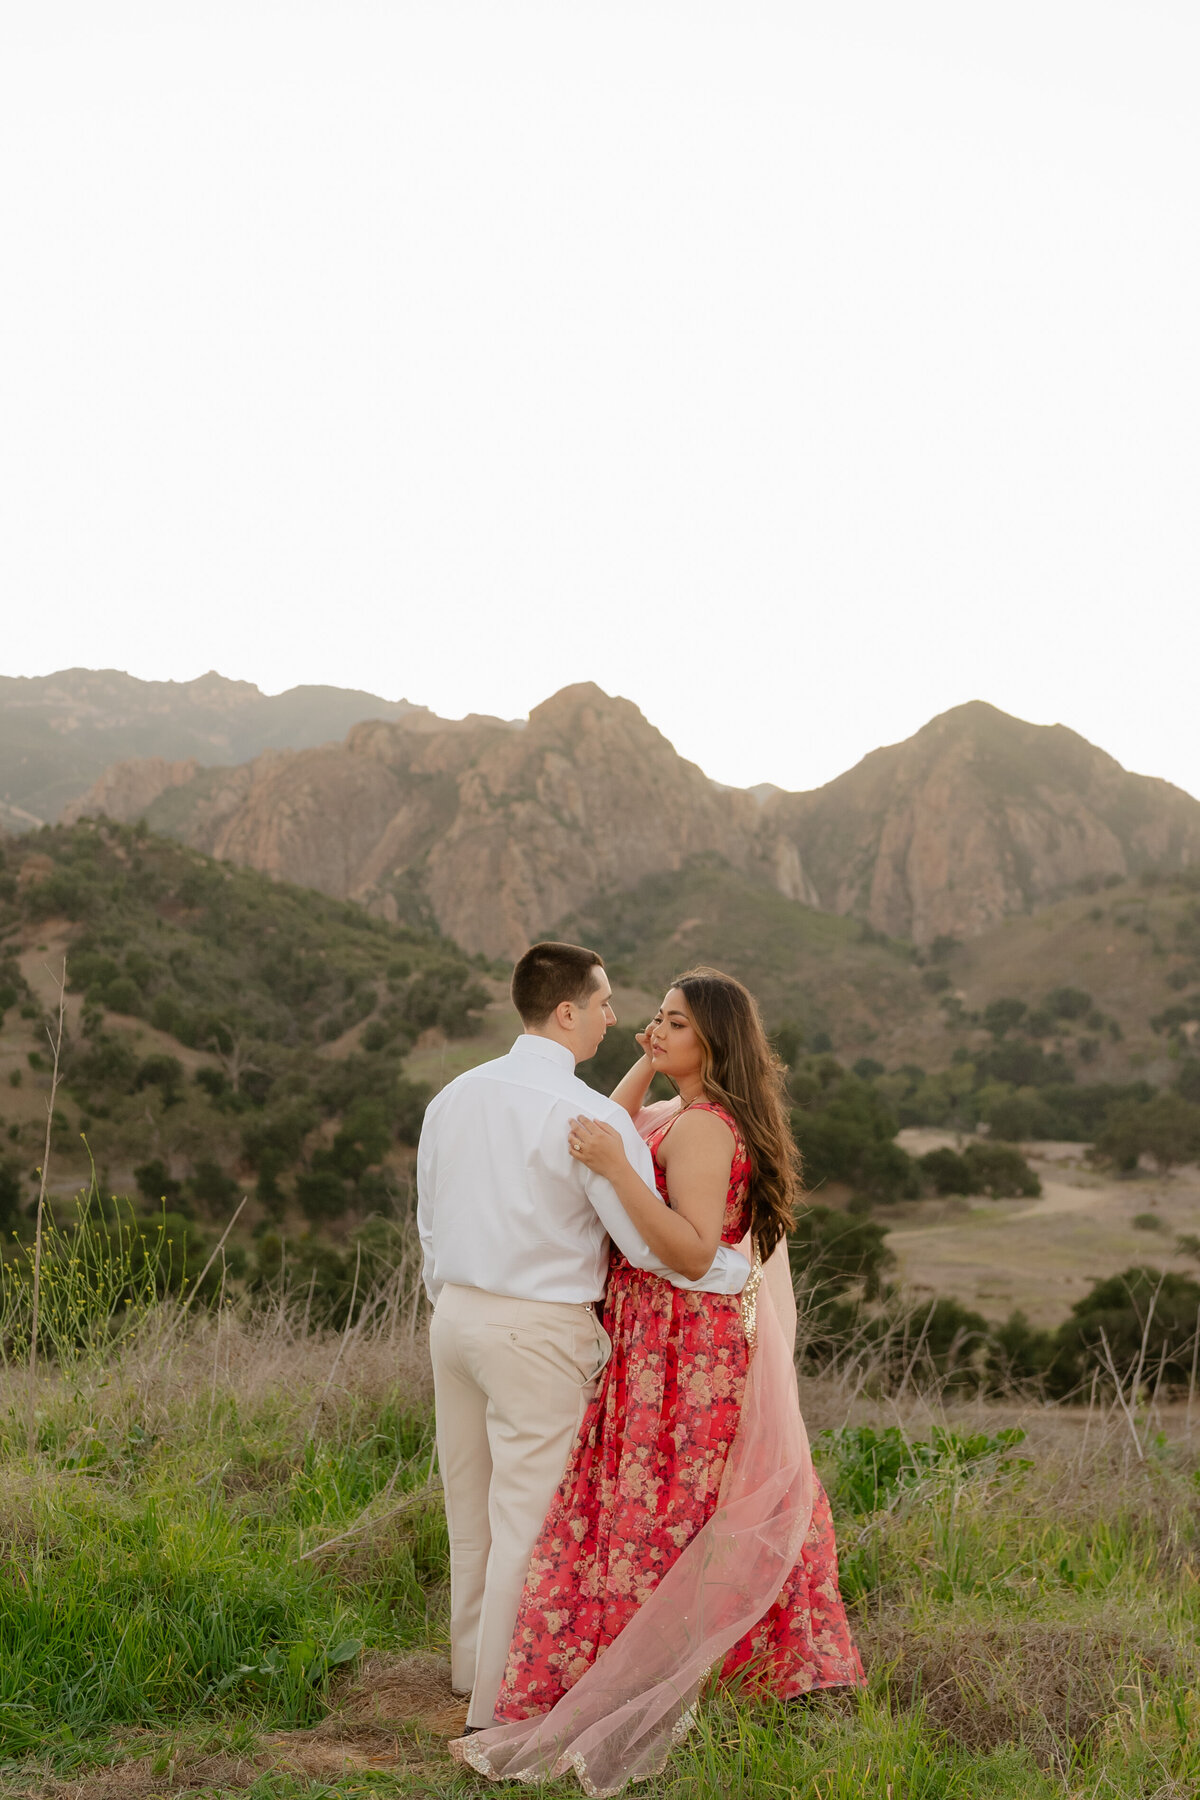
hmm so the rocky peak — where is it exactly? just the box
[767,704,1200,942]
[59,683,817,958]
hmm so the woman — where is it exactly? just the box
[455,969,863,1793]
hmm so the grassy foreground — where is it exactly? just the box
[1,1292,1199,1800]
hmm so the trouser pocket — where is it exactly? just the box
[576,1312,612,1395]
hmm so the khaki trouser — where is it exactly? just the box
[430,1283,611,1727]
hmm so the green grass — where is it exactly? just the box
[1,1299,1199,1799]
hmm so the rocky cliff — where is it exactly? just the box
[60,756,201,827]
[56,689,1200,955]
[63,684,817,958]
[765,702,1200,943]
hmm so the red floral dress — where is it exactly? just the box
[494,1101,864,1720]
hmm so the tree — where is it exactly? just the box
[1045,986,1093,1021]
[0,1156,25,1231]
[133,1158,183,1206]
[205,1028,267,1097]
[961,1142,1040,1198]
[981,1089,1053,1142]
[1096,1092,1200,1175]
[792,1072,919,1203]
[919,1148,970,1196]
[135,1053,185,1106]
[296,1166,349,1223]
[187,1159,239,1209]
[983,998,1027,1039]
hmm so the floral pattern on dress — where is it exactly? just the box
[494,1101,864,1721]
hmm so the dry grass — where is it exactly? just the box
[4,1274,1200,1799]
[862,1612,1193,1761]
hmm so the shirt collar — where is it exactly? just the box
[511,1033,576,1072]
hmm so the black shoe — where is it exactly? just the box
[462,1724,487,1735]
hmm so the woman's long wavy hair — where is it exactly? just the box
[669,967,800,1259]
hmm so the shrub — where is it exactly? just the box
[187,1159,239,1210]
[241,1100,318,1170]
[919,1147,970,1196]
[983,998,1027,1038]
[102,976,142,1016]
[296,1166,349,1223]
[974,1040,1074,1088]
[0,1157,25,1231]
[194,1065,230,1102]
[788,1206,893,1309]
[1046,985,1093,1021]
[133,1159,183,1206]
[329,1099,392,1180]
[1132,1211,1163,1231]
[962,1142,1041,1198]
[135,1053,185,1102]
[579,1027,653,1097]
[1053,1266,1200,1394]
[985,1310,1057,1390]
[1177,1058,1200,1104]
[769,1022,804,1068]
[852,1057,885,1081]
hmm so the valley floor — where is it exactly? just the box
[887,1134,1200,1329]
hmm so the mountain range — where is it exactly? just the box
[0,667,432,833]
[11,670,1196,957]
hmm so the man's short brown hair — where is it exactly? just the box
[511,941,604,1025]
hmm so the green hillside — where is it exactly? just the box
[558,854,936,1049]
[559,855,1200,1086]
[0,821,491,1240]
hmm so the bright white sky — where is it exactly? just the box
[2,3,1197,796]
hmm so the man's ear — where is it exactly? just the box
[555,998,576,1032]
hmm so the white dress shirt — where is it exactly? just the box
[417,1034,751,1304]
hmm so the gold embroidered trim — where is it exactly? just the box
[740,1244,764,1351]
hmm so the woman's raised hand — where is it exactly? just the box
[567,1115,629,1181]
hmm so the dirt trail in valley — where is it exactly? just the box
[886,1135,1200,1327]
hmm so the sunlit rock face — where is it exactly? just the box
[59,691,1200,955]
[764,701,1200,944]
[63,683,816,958]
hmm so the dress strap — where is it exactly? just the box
[679,1099,745,1155]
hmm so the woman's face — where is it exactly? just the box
[646,987,705,1085]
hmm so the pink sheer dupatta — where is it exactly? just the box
[452,1232,815,1796]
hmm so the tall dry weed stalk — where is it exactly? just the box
[27,959,66,1455]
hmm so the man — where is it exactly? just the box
[417,941,750,1730]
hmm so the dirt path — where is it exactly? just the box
[886,1141,1200,1327]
